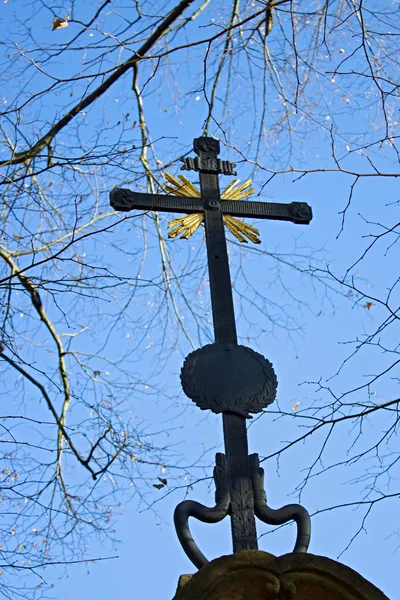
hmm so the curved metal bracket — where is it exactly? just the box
[174,453,231,569]
[250,454,311,553]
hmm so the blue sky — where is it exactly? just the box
[48,165,399,599]
[0,1,399,598]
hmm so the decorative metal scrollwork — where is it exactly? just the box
[174,453,231,569]
[174,452,311,570]
[250,454,311,554]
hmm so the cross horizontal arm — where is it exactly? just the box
[110,188,312,225]
[110,188,204,215]
[223,200,312,225]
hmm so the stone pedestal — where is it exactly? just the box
[173,550,389,599]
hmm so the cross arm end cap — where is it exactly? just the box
[110,187,132,211]
[290,202,313,224]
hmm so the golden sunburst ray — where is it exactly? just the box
[165,175,261,244]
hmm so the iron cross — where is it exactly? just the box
[110,137,312,567]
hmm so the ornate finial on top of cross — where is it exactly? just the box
[194,136,220,155]
[180,137,237,175]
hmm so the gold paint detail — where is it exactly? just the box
[165,174,261,244]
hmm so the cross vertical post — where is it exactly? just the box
[197,138,237,346]
[193,137,258,552]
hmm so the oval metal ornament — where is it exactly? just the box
[180,343,277,416]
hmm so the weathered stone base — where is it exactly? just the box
[173,550,389,599]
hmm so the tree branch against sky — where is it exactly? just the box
[0,0,399,596]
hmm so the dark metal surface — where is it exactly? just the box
[174,453,231,569]
[250,454,311,553]
[194,140,259,552]
[111,188,312,225]
[109,136,312,568]
[174,449,311,569]
[110,188,204,214]
[180,156,237,175]
[180,343,277,416]
[222,413,258,553]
